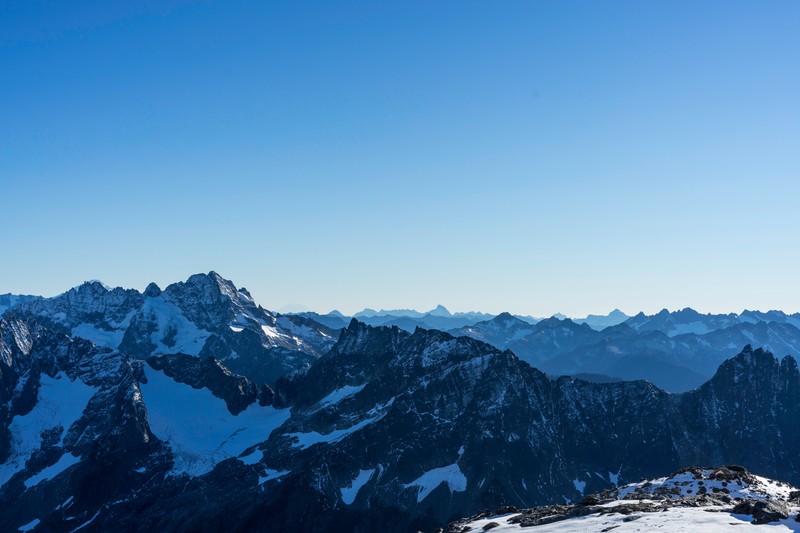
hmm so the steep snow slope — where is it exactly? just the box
[139,364,290,476]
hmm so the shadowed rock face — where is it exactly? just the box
[1,317,799,533]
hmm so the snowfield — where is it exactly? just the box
[140,364,290,476]
[460,508,800,532]
[0,372,96,487]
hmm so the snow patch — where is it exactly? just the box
[238,449,262,465]
[17,519,40,532]
[341,468,376,505]
[319,384,366,408]
[69,510,100,532]
[140,364,290,477]
[1,373,96,487]
[24,453,81,488]
[140,297,210,355]
[71,323,126,349]
[56,496,74,510]
[258,469,290,485]
[286,415,381,449]
[404,463,467,503]
[260,325,284,339]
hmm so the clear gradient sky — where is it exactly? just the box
[1,1,799,316]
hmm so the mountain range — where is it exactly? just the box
[0,317,798,530]
[294,307,631,333]
[2,273,800,531]
[450,310,800,392]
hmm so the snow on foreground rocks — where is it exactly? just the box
[443,466,800,532]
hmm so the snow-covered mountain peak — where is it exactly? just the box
[85,279,113,290]
[165,271,241,309]
[4,273,339,386]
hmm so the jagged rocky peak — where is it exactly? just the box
[143,282,161,297]
[427,304,452,317]
[0,294,41,316]
[277,318,502,408]
[7,279,143,327]
[310,318,408,365]
[163,271,244,310]
[158,271,280,334]
[704,344,799,389]
[494,311,517,322]
[449,312,536,352]
[331,316,513,364]
[446,466,800,532]
[539,315,576,326]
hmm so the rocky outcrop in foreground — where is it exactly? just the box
[444,466,800,532]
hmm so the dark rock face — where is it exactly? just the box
[2,318,799,533]
[732,499,790,524]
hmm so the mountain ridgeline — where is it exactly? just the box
[6,275,800,392]
[450,309,800,392]
[4,273,339,386]
[1,298,799,532]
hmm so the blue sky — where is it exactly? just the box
[1,1,798,316]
